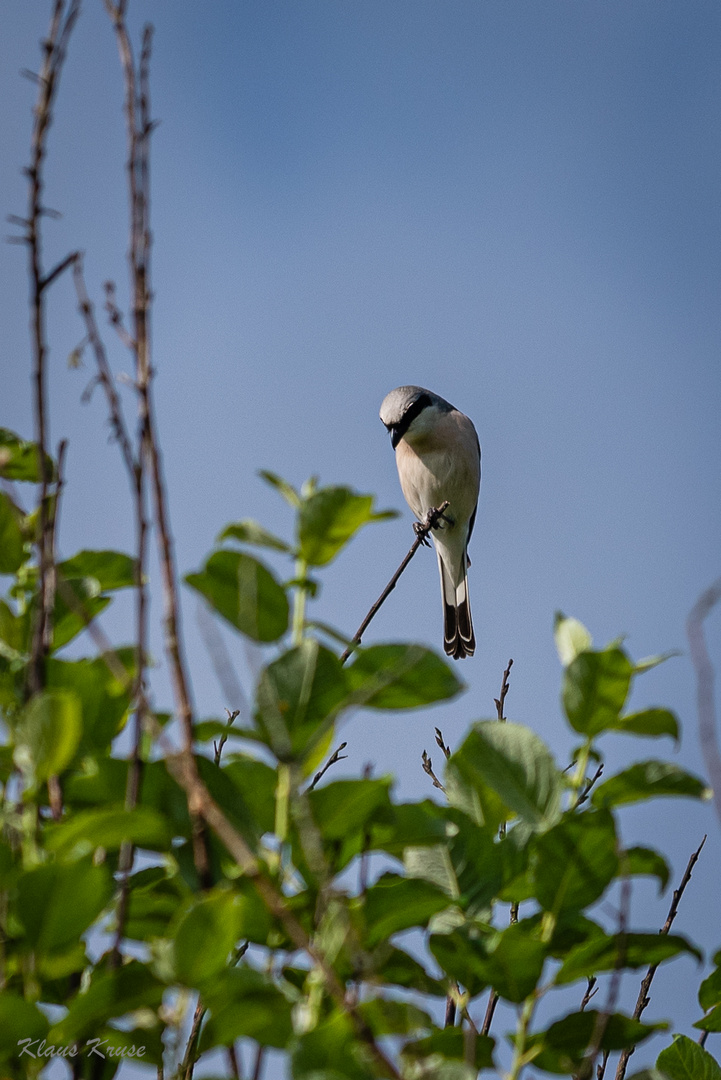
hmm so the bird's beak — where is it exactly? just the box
[390,425,402,449]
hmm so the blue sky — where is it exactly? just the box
[2,1,721,1074]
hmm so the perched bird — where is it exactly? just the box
[379,385,481,659]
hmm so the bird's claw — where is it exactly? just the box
[413,520,432,546]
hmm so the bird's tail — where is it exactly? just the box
[437,548,475,659]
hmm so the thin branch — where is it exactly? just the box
[104,3,210,886]
[495,658,513,719]
[73,257,135,477]
[576,763,604,809]
[483,659,517,1037]
[339,501,450,664]
[580,977,598,1012]
[580,875,631,1080]
[435,727,451,759]
[421,750,446,793]
[687,579,721,826]
[614,835,707,1080]
[46,437,68,821]
[41,248,79,291]
[25,0,81,696]
[308,742,348,791]
[214,708,240,766]
[251,1045,265,1080]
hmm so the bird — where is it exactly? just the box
[379,385,481,659]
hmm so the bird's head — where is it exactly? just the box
[379,385,454,449]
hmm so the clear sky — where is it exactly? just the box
[2,2,721,1075]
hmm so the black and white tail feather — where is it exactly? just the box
[437,549,475,659]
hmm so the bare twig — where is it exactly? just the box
[614,836,707,1080]
[495,658,513,719]
[435,727,451,759]
[309,742,348,791]
[73,258,135,476]
[214,708,240,766]
[580,977,598,1012]
[579,875,631,1080]
[24,0,81,696]
[339,501,450,664]
[421,750,446,793]
[483,659,517,1037]
[251,1045,265,1080]
[104,3,211,886]
[576,762,604,809]
[687,580,721,826]
[46,437,68,821]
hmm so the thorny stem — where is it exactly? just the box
[614,836,707,1080]
[104,1,210,886]
[24,0,81,696]
[340,501,450,664]
[482,659,515,1037]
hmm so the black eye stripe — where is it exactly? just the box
[394,392,432,441]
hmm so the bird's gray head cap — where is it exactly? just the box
[379,385,454,448]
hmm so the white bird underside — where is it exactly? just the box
[394,409,479,659]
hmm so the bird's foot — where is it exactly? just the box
[413,520,432,546]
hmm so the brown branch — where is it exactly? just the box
[339,501,450,664]
[483,659,517,1036]
[687,580,721,826]
[251,1045,265,1080]
[46,437,68,822]
[308,742,348,791]
[73,257,135,477]
[25,0,81,697]
[576,763,604,809]
[214,708,240,766]
[421,750,446,793]
[435,727,451,759]
[580,977,598,1012]
[495,658,513,719]
[580,875,631,1080]
[104,4,210,886]
[614,835,707,1080]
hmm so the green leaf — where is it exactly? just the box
[259,469,301,507]
[13,689,82,782]
[48,960,165,1044]
[57,549,137,591]
[297,485,396,566]
[404,845,459,899]
[51,579,111,650]
[592,762,712,808]
[363,873,450,947]
[447,721,562,832]
[371,943,446,996]
[359,998,432,1036]
[621,846,671,892]
[430,919,547,1002]
[0,994,49,1060]
[657,1034,721,1080]
[185,549,289,642]
[447,811,504,911]
[635,652,679,674]
[15,860,113,953]
[370,799,450,858]
[199,967,293,1051]
[695,1004,721,1033]
[46,650,134,755]
[255,640,348,760]
[346,644,462,709]
[532,809,618,913]
[173,890,240,985]
[611,708,679,742]
[0,428,55,482]
[554,612,592,666]
[292,1011,375,1080]
[700,966,721,1011]
[558,932,701,984]
[0,492,24,574]
[219,519,292,553]
[45,806,173,860]
[309,778,393,841]
[563,646,633,736]
[402,1026,495,1070]
[223,755,278,834]
[527,1010,665,1074]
